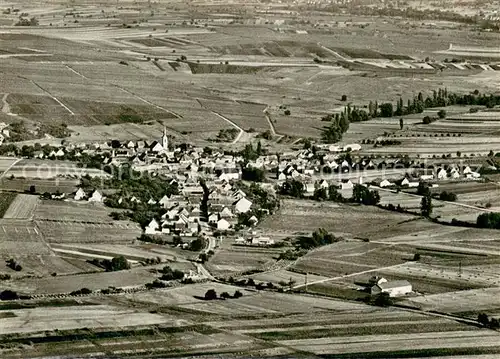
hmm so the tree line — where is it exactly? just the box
[321,89,500,143]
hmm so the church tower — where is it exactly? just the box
[161,127,169,150]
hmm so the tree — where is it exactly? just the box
[328,185,343,202]
[110,256,130,271]
[220,291,231,299]
[242,167,265,182]
[477,212,500,229]
[439,191,457,202]
[279,179,304,198]
[0,290,19,301]
[233,290,243,298]
[478,313,490,326]
[399,118,404,130]
[352,184,380,205]
[284,109,291,116]
[417,182,430,196]
[312,187,328,201]
[204,289,217,300]
[437,109,447,119]
[29,185,36,194]
[189,237,205,252]
[420,194,433,217]
[413,253,421,261]
[341,94,347,101]
[379,103,393,117]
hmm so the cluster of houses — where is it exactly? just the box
[141,185,254,236]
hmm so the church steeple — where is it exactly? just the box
[162,127,168,149]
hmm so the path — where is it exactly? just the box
[291,262,410,290]
[263,107,284,142]
[115,85,183,119]
[29,80,74,115]
[65,64,88,79]
[211,111,245,144]
[1,93,11,114]
[0,158,21,179]
[317,43,350,62]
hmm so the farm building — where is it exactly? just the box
[371,280,412,297]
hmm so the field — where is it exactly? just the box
[0,192,17,218]
[3,194,40,219]
[4,159,110,179]
[0,177,79,194]
[258,199,413,237]
[1,0,500,358]
[0,304,170,335]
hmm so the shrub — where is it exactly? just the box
[233,290,243,298]
[341,94,347,101]
[204,289,217,300]
[0,290,19,301]
[437,109,446,119]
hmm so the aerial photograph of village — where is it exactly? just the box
[0,0,499,357]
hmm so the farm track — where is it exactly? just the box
[0,158,21,179]
[28,79,75,115]
[375,186,495,215]
[64,64,88,79]
[291,262,411,290]
[211,111,245,144]
[114,85,188,138]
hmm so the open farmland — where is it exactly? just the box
[35,200,119,223]
[0,192,17,217]
[0,177,79,194]
[36,220,141,244]
[1,0,500,358]
[0,304,170,335]
[5,159,110,179]
[259,199,413,237]
[10,267,154,294]
[3,193,39,219]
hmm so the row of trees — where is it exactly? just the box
[321,88,500,143]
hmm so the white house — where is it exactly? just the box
[88,190,103,203]
[379,179,393,188]
[208,213,219,224]
[371,280,412,297]
[340,179,354,190]
[420,174,434,181]
[437,168,447,180]
[158,195,172,208]
[74,188,86,201]
[145,219,160,235]
[234,197,252,214]
[343,143,361,152]
[304,182,316,195]
[217,218,231,231]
